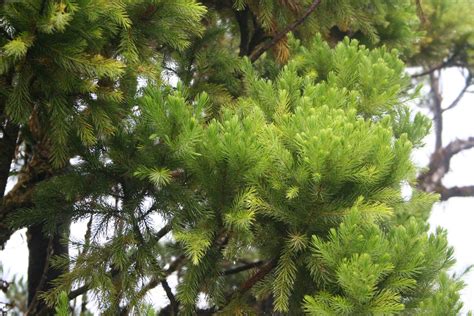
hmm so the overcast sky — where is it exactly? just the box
[1,68,473,313]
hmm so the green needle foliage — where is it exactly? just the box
[303,211,457,315]
[0,0,206,166]
[131,37,455,314]
[1,0,473,315]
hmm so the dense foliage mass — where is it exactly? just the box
[0,0,473,315]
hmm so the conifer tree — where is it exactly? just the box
[0,0,472,315]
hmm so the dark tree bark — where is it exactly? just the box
[0,120,18,196]
[234,7,251,56]
[26,224,69,316]
[0,120,18,248]
[0,74,20,248]
[417,68,474,200]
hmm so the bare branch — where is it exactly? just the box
[412,65,444,79]
[411,53,461,78]
[442,73,472,112]
[156,223,172,240]
[429,72,443,150]
[418,137,474,194]
[445,137,474,158]
[249,0,322,62]
[440,185,474,200]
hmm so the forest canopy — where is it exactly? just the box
[0,0,473,315]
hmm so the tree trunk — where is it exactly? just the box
[3,131,71,314]
[0,120,19,248]
[0,73,20,248]
[26,223,69,315]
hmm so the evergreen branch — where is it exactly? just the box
[67,248,183,305]
[133,254,186,303]
[158,305,215,316]
[223,260,265,276]
[249,0,322,62]
[239,258,278,294]
[215,258,277,312]
[77,215,93,260]
[141,4,159,22]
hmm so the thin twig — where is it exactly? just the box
[440,185,474,200]
[442,74,472,112]
[66,224,174,307]
[411,53,460,78]
[133,255,186,302]
[418,137,474,194]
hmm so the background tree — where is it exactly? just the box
[0,0,473,315]
[409,0,474,200]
